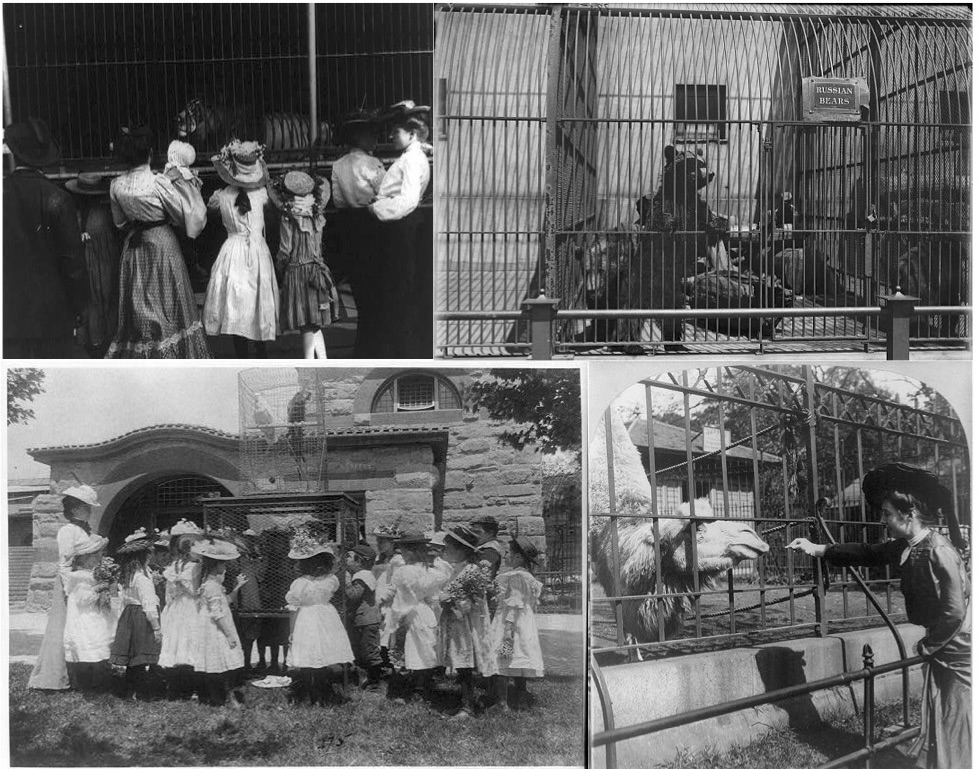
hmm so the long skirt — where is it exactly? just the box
[372,209,423,359]
[905,629,971,769]
[106,224,211,358]
[109,605,161,668]
[28,574,70,690]
[341,208,381,358]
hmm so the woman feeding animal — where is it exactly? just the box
[788,463,970,769]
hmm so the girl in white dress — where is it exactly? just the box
[489,536,545,710]
[384,531,451,702]
[191,538,245,707]
[204,140,279,358]
[63,534,117,691]
[285,534,354,706]
[158,520,203,700]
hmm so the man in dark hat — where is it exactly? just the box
[3,118,89,358]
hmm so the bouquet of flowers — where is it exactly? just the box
[92,557,121,611]
[446,564,492,618]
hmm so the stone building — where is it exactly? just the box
[21,368,564,610]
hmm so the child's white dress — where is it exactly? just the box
[158,559,201,668]
[285,574,354,668]
[203,186,279,341]
[193,577,243,674]
[63,570,118,662]
[389,563,450,671]
[437,562,498,677]
[376,554,405,651]
[490,567,544,677]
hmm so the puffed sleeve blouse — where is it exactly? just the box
[368,143,430,222]
[110,165,206,238]
[285,574,339,610]
[56,523,90,583]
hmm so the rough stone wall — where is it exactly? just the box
[443,408,546,557]
[25,494,66,612]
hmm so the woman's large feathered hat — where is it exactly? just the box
[212,139,268,190]
[862,463,952,513]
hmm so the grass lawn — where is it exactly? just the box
[9,663,584,766]
[654,700,921,769]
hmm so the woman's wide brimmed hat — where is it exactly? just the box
[192,537,241,561]
[74,534,109,557]
[339,108,382,140]
[862,463,952,513]
[396,529,429,547]
[283,170,315,197]
[445,525,480,551]
[212,139,268,190]
[168,519,205,546]
[117,527,158,554]
[287,527,337,560]
[510,535,540,564]
[62,484,101,508]
[65,172,113,196]
[4,117,61,167]
[470,514,499,535]
[372,523,403,540]
[383,100,431,121]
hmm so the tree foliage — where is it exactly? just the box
[468,369,582,457]
[8,369,45,426]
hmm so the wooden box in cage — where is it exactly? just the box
[238,368,327,495]
[202,493,363,617]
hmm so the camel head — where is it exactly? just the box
[668,499,770,584]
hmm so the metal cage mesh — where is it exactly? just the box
[238,368,326,495]
[202,494,363,617]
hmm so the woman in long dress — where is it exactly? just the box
[788,463,970,769]
[105,127,210,358]
[367,106,431,358]
[203,140,279,358]
[28,485,101,690]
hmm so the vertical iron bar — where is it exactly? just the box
[645,384,666,641]
[603,409,628,654]
[682,371,703,636]
[833,394,848,619]
[2,14,14,173]
[804,367,827,638]
[307,2,317,168]
[862,644,875,769]
[748,376,767,626]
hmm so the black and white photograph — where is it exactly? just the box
[435,4,970,359]
[586,362,970,769]
[7,365,585,765]
[3,4,434,360]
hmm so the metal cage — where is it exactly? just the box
[238,367,328,495]
[436,4,971,356]
[590,365,970,662]
[202,492,363,617]
[3,3,434,170]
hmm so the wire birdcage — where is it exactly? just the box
[202,493,363,617]
[238,368,326,495]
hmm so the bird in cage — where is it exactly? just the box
[252,392,277,446]
[287,387,313,465]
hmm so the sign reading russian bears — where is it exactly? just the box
[802,77,869,122]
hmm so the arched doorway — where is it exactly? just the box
[107,474,232,549]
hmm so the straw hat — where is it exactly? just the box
[4,118,61,167]
[470,514,500,535]
[74,534,109,557]
[384,100,431,120]
[62,485,101,508]
[117,527,158,554]
[192,538,241,561]
[372,523,403,540]
[283,170,315,197]
[288,528,337,560]
[212,139,268,190]
[170,519,204,537]
[396,529,429,547]
[445,525,479,551]
[65,172,113,196]
[338,108,382,142]
[510,535,541,565]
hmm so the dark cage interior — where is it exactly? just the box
[202,493,364,618]
[436,4,971,356]
[4,3,434,167]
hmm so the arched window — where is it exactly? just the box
[371,373,462,413]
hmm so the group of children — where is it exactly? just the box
[67,101,430,359]
[57,512,544,717]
